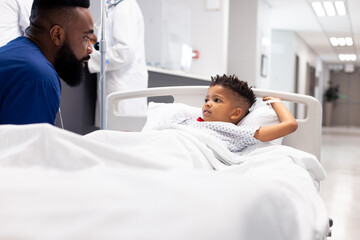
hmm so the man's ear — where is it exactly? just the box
[49,25,65,47]
[231,108,243,120]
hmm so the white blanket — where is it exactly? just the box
[0,124,328,240]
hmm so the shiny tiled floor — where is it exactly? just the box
[319,127,360,240]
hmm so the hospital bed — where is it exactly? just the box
[0,86,330,240]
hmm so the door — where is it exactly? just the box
[331,68,360,127]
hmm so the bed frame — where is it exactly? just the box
[106,86,323,160]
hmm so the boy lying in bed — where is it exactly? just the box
[172,74,298,153]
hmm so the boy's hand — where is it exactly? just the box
[254,96,298,142]
[263,96,281,102]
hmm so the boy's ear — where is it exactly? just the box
[231,108,242,120]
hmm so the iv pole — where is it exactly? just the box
[99,0,107,129]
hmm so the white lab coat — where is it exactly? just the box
[88,0,148,124]
[0,0,33,47]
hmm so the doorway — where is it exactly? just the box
[306,63,316,97]
[330,68,360,127]
[293,55,299,117]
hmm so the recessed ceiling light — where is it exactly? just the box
[338,54,357,61]
[312,1,346,17]
[323,1,336,16]
[330,37,354,47]
[330,37,339,46]
[338,54,346,61]
[312,2,326,17]
[345,37,353,46]
[335,1,346,16]
[338,38,346,46]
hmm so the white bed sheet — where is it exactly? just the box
[0,124,328,240]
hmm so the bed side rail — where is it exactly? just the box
[106,86,322,159]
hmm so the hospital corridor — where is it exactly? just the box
[320,127,360,240]
[1,0,360,239]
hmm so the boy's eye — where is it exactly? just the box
[204,98,209,103]
[215,98,221,103]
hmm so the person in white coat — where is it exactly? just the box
[0,0,33,47]
[87,0,148,126]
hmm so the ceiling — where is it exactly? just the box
[267,0,360,66]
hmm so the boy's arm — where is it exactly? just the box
[253,97,298,142]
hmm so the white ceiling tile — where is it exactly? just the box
[267,0,359,65]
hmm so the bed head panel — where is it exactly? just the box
[106,86,322,159]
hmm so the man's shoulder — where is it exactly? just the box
[0,38,58,81]
[1,37,46,62]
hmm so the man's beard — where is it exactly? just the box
[54,43,90,87]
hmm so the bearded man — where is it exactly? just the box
[0,0,94,125]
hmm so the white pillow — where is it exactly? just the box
[238,101,282,145]
[142,101,283,144]
[142,102,202,131]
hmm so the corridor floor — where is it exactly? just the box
[319,127,360,239]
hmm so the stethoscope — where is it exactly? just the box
[109,0,124,8]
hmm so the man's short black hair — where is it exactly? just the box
[210,74,256,109]
[32,0,90,9]
[29,0,90,31]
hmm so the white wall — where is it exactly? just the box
[294,35,318,95]
[227,0,272,88]
[138,0,229,77]
[227,0,258,86]
[187,0,229,77]
[89,1,101,32]
[269,31,296,93]
[270,30,319,117]
[256,0,272,89]
[270,30,318,92]
[137,0,165,67]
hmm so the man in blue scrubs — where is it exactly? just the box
[0,0,94,125]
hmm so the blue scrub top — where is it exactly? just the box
[0,37,61,125]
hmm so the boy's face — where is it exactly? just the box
[202,85,240,123]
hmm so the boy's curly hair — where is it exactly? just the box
[210,74,256,112]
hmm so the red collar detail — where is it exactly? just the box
[197,117,204,122]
